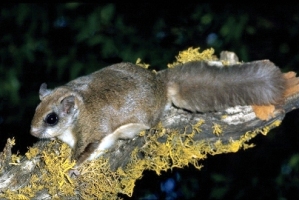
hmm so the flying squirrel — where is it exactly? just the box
[30,60,299,166]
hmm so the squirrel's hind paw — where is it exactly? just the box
[252,105,276,121]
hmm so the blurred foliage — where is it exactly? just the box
[0,3,299,199]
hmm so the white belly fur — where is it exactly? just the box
[87,123,149,160]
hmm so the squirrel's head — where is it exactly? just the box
[30,83,81,139]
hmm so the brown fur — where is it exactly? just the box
[31,61,298,166]
[31,63,167,163]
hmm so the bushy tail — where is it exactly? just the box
[162,60,287,113]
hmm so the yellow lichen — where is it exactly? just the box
[211,120,282,155]
[168,47,216,68]
[67,118,282,198]
[212,123,223,136]
[42,141,76,196]
[228,140,242,152]
[1,192,30,200]
[260,120,281,135]
[78,158,121,199]
[7,137,16,146]
[135,58,150,69]
[10,153,21,165]
[1,115,283,200]
[139,130,146,136]
[221,115,228,119]
[0,175,42,199]
[25,147,40,160]
[211,139,240,154]
[0,140,77,199]
[191,119,205,133]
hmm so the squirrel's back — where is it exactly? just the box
[67,62,168,130]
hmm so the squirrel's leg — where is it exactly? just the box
[78,123,149,164]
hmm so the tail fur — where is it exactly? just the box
[163,60,286,113]
[252,71,299,120]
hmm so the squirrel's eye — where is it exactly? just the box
[45,113,59,126]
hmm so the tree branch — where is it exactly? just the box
[1,54,298,199]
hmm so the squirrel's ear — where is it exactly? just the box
[60,96,75,114]
[39,83,52,100]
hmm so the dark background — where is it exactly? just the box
[0,3,298,199]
